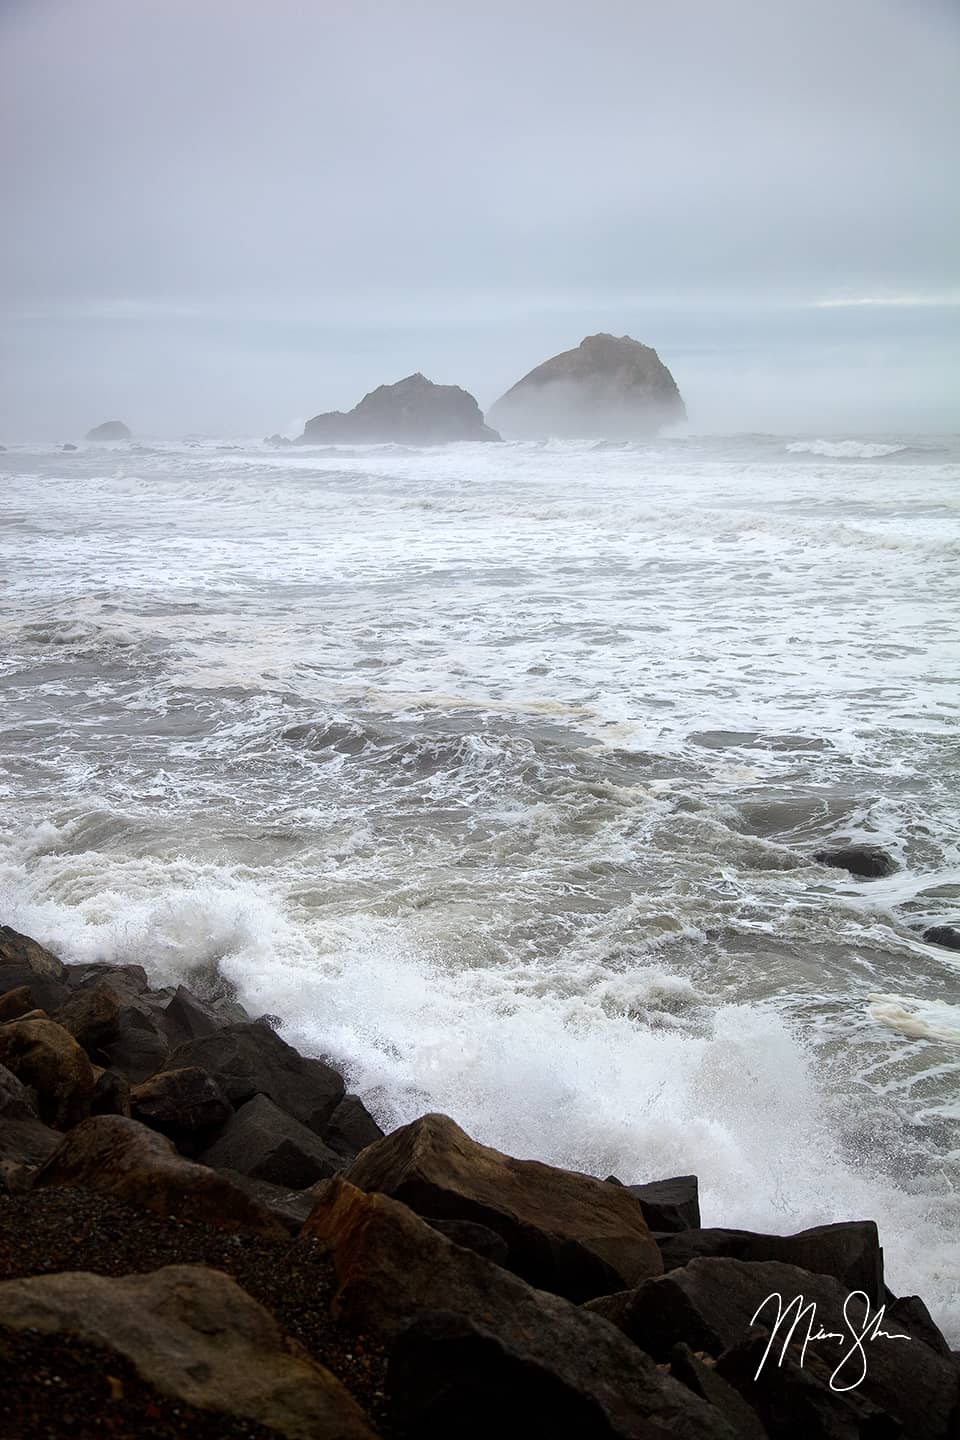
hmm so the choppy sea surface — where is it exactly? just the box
[1,432,958,1333]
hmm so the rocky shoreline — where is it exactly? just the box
[1,922,957,1438]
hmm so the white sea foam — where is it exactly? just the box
[867,993,960,1046]
[786,439,910,458]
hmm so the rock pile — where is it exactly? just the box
[1,922,957,1438]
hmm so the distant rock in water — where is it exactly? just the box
[263,433,292,448]
[488,333,686,439]
[298,373,500,445]
[86,421,132,441]
[61,443,78,452]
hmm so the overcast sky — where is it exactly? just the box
[2,0,957,437]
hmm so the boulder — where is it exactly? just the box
[487,333,686,440]
[426,1218,510,1266]
[655,1221,884,1305]
[216,1169,316,1232]
[0,1069,61,1169]
[90,1066,131,1117]
[54,980,125,1054]
[0,985,36,1022]
[0,1061,39,1121]
[0,1015,95,1128]
[616,1258,959,1440]
[298,372,501,445]
[200,1092,343,1187]
[922,925,960,951]
[34,1114,288,1238]
[814,845,898,879]
[617,1174,701,1233]
[162,984,222,1046]
[669,1343,770,1440]
[130,1065,232,1147]
[85,420,132,441]
[62,442,78,450]
[0,1264,377,1439]
[63,961,150,994]
[102,1001,169,1082]
[164,1023,345,1133]
[341,1112,662,1301]
[322,1092,384,1159]
[0,925,68,1012]
[303,1177,736,1439]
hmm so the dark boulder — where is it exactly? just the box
[426,1218,510,1266]
[299,372,501,445]
[0,1015,95,1128]
[655,1221,884,1305]
[814,845,898,879]
[85,420,131,441]
[103,1001,170,1082]
[0,925,68,1012]
[341,1112,662,1302]
[619,1174,701,1233]
[488,333,686,440]
[164,1023,345,1133]
[161,984,223,1048]
[922,925,960,951]
[63,962,149,996]
[54,980,125,1054]
[0,985,36,1022]
[322,1092,384,1160]
[303,1177,736,1439]
[0,1062,69,1171]
[200,1092,343,1188]
[130,1065,232,1148]
[34,1114,288,1238]
[669,1343,770,1440]
[90,1066,131,1117]
[215,1169,316,1233]
[61,443,78,451]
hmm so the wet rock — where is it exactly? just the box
[655,1221,884,1305]
[669,1342,770,1440]
[342,1111,662,1301]
[200,1093,343,1188]
[426,1218,510,1265]
[619,1174,701,1233]
[922,925,960,952]
[130,1066,232,1148]
[322,1093,384,1160]
[304,1177,735,1438]
[85,420,132,441]
[299,372,500,444]
[814,845,898,879]
[0,1070,61,1169]
[0,1015,95,1128]
[0,986,35,1022]
[619,1258,959,1440]
[264,433,292,447]
[90,1066,131,1117]
[215,1169,316,1232]
[0,925,68,1012]
[54,980,125,1054]
[64,961,150,996]
[103,1001,170,1082]
[34,1115,288,1238]
[0,1264,378,1439]
[162,984,222,1047]
[0,1061,38,1121]
[884,1294,955,1360]
[488,332,686,440]
[165,1023,345,1133]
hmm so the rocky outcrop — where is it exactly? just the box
[341,1111,662,1301]
[199,1091,343,1188]
[0,1264,377,1439]
[488,333,686,439]
[85,420,132,441]
[814,843,898,878]
[298,373,500,445]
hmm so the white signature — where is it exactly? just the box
[750,1290,910,1392]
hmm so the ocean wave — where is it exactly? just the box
[786,440,910,459]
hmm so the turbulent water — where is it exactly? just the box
[1,432,959,1333]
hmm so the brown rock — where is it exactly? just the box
[200,1093,343,1188]
[0,1015,95,1128]
[342,1112,662,1301]
[130,1065,232,1146]
[90,1066,132,1117]
[304,1177,735,1438]
[323,1093,384,1160]
[54,980,124,1054]
[0,1264,378,1439]
[0,986,35,1022]
[0,925,65,980]
[299,372,500,445]
[34,1114,288,1238]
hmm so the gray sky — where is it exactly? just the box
[2,0,958,437]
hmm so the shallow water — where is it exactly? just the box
[1,432,958,1334]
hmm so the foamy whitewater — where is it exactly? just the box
[1,432,958,1333]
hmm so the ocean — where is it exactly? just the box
[1,432,958,1335]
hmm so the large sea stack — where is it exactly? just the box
[488,333,686,439]
[85,420,132,441]
[298,373,500,445]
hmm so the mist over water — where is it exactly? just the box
[1,432,958,1334]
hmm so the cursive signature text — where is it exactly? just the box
[750,1290,910,1392]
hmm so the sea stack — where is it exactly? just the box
[488,334,686,439]
[298,373,500,445]
[85,420,132,441]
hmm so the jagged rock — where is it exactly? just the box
[264,433,292,447]
[90,1066,131,1117]
[0,985,35,1022]
[200,1093,343,1187]
[488,333,686,439]
[0,1015,95,1128]
[54,980,125,1054]
[923,925,960,951]
[814,845,898,879]
[34,1114,288,1238]
[0,1265,378,1439]
[162,985,222,1047]
[0,1066,61,1169]
[655,1221,884,1305]
[64,961,150,996]
[85,420,132,441]
[669,1343,770,1440]
[884,1295,954,1359]
[164,1023,345,1133]
[130,1065,232,1147]
[426,1218,510,1266]
[102,1001,170,1082]
[341,1112,662,1301]
[0,925,68,1012]
[616,1258,959,1440]
[216,1169,316,1232]
[0,1061,38,1121]
[322,1093,384,1159]
[299,373,500,445]
[303,1177,735,1438]
[620,1174,701,1233]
